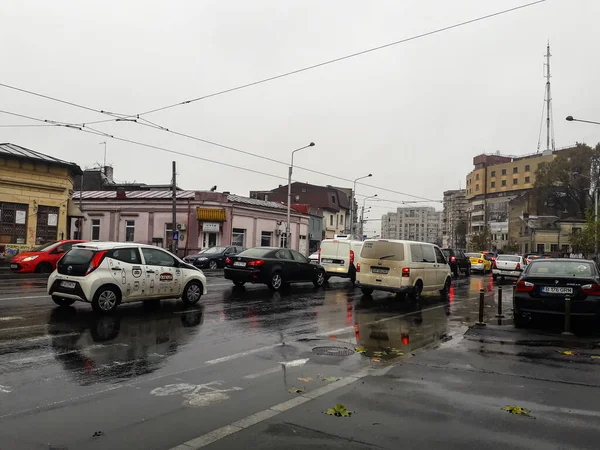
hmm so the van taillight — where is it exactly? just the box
[402,267,410,277]
[356,263,360,273]
[86,250,107,275]
[350,250,355,265]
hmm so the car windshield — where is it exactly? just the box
[203,246,227,255]
[32,241,60,252]
[465,253,481,258]
[497,255,521,262]
[527,260,596,277]
[238,248,275,258]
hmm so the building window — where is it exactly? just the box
[475,184,479,191]
[35,205,59,245]
[513,167,518,174]
[261,231,272,247]
[125,220,135,242]
[0,202,28,244]
[232,228,246,247]
[91,219,101,241]
[550,244,558,252]
[525,164,530,172]
[537,244,545,253]
[525,176,530,183]
[501,180,507,187]
[501,169,507,176]
[513,178,518,185]
[332,195,336,204]
[339,215,343,225]
[491,170,496,177]
[330,215,334,226]
[491,181,496,188]
[475,174,480,180]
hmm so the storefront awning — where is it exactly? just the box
[196,207,227,222]
[67,199,85,217]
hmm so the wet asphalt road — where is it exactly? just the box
[0,271,507,449]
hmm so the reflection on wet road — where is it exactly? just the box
[0,273,506,449]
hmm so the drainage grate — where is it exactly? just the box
[312,346,355,357]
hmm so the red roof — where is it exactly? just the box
[291,203,310,214]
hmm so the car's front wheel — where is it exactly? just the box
[52,296,76,307]
[182,280,203,305]
[36,263,53,274]
[92,286,120,314]
[440,278,451,301]
[313,270,325,288]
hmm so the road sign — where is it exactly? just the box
[172,231,180,241]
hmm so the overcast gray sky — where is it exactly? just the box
[1,0,599,235]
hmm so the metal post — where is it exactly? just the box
[562,296,573,336]
[495,284,505,318]
[350,180,356,238]
[172,161,178,255]
[476,288,486,326]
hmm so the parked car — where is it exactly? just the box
[356,239,451,301]
[47,242,207,314]
[492,254,526,281]
[184,246,244,269]
[513,258,599,328]
[10,240,86,274]
[224,247,326,291]
[523,253,550,264]
[441,248,471,277]
[465,252,492,273]
[318,238,363,283]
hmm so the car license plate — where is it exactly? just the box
[541,286,573,295]
[233,261,246,267]
[321,259,333,264]
[372,267,389,274]
[60,281,76,289]
[10,264,18,269]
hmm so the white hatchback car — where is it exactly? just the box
[48,242,207,314]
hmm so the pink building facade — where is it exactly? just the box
[72,191,310,256]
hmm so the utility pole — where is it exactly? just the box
[172,161,178,255]
[544,42,555,154]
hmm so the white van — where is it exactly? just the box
[319,238,364,284]
[356,239,451,301]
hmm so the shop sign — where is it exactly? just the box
[203,223,220,232]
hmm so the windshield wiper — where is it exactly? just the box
[379,254,395,260]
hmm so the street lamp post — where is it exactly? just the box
[350,174,372,238]
[286,142,315,248]
[360,194,377,237]
[566,116,600,126]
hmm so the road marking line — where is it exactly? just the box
[243,358,309,380]
[0,316,24,321]
[205,343,284,365]
[170,370,372,449]
[0,384,12,393]
[0,295,49,302]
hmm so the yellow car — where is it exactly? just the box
[465,252,492,273]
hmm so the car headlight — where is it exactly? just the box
[22,256,39,262]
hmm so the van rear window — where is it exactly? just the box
[360,241,405,261]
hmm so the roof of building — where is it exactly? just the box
[74,190,197,200]
[226,194,288,211]
[0,143,82,174]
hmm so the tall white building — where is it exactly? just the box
[442,189,468,248]
[381,207,443,244]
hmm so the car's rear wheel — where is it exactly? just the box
[182,280,203,305]
[313,270,325,288]
[92,286,120,314]
[268,272,283,291]
[36,263,53,274]
[52,296,75,307]
[208,260,218,270]
[465,267,471,277]
[349,266,356,284]
[452,267,459,278]
[513,313,529,328]
[410,282,423,302]
[361,287,373,296]
[233,280,245,287]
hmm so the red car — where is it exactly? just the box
[10,240,86,274]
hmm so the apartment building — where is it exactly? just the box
[442,189,468,248]
[381,206,443,245]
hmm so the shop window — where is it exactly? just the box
[550,244,558,252]
[0,202,28,244]
[261,231,272,247]
[232,228,246,247]
[35,205,59,244]
[125,220,135,242]
[537,243,545,253]
[91,219,101,241]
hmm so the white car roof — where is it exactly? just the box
[73,242,165,251]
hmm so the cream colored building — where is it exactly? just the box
[0,143,82,258]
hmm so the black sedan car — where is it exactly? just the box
[513,258,600,328]
[184,246,244,269]
[441,248,471,277]
[224,247,326,291]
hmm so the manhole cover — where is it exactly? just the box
[312,346,355,357]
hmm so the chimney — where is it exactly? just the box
[116,187,126,199]
[103,166,114,183]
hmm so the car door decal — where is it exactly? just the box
[132,266,142,278]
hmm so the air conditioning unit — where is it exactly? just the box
[176,223,187,231]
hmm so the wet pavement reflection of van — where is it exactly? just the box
[47,304,203,384]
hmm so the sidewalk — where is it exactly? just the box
[185,325,600,450]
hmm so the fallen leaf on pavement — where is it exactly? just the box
[288,387,304,394]
[324,403,353,417]
[503,406,533,417]
[355,347,366,354]
[370,358,381,363]
[373,351,384,357]
[298,377,312,383]
[93,431,104,437]
[559,350,576,356]
[323,377,340,382]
